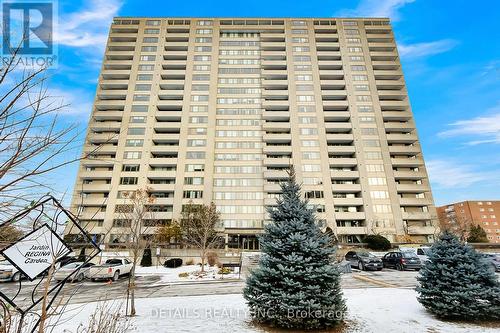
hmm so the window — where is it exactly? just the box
[183,190,203,199]
[131,105,148,112]
[195,37,212,43]
[197,20,213,26]
[195,46,212,52]
[301,140,319,147]
[293,46,310,52]
[127,128,145,135]
[192,84,209,91]
[136,74,153,81]
[191,105,208,112]
[185,164,205,172]
[352,75,368,81]
[191,95,209,102]
[300,128,318,135]
[297,95,314,102]
[123,151,141,159]
[120,177,138,185]
[356,95,372,102]
[298,106,315,113]
[122,164,140,172]
[138,64,154,71]
[348,47,362,53]
[184,177,204,185]
[130,116,146,123]
[365,151,382,159]
[133,94,150,101]
[291,29,307,34]
[126,139,144,147]
[146,20,160,26]
[374,205,392,213]
[302,164,321,172]
[358,106,373,112]
[294,55,311,62]
[144,28,159,34]
[302,152,320,159]
[350,55,364,61]
[141,46,157,52]
[299,116,317,124]
[345,29,359,35]
[366,164,384,172]
[142,37,158,43]
[193,74,210,81]
[296,75,312,81]
[370,191,389,199]
[351,65,366,71]
[354,84,369,91]
[292,37,308,43]
[347,38,361,44]
[368,177,387,185]
[194,55,211,61]
[188,128,207,135]
[139,55,156,61]
[295,64,312,71]
[187,139,206,147]
[305,191,324,199]
[186,151,206,159]
[359,116,375,123]
[363,139,380,147]
[196,29,212,34]
[135,84,151,91]
[189,116,208,124]
[193,65,210,71]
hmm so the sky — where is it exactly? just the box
[30,0,500,206]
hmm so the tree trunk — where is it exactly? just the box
[201,250,205,272]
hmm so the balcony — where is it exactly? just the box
[324,122,352,132]
[396,183,429,193]
[407,225,437,235]
[147,170,177,179]
[80,170,113,180]
[329,158,357,167]
[323,100,349,110]
[263,133,291,143]
[264,183,282,192]
[334,212,366,221]
[384,122,414,132]
[333,198,363,206]
[393,171,427,180]
[262,111,289,121]
[330,170,359,180]
[388,145,420,154]
[263,145,292,154]
[327,145,356,154]
[379,100,409,111]
[326,133,353,144]
[402,212,432,221]
[330,184,362,193]
[263,169,288,179]
[400,197,433,206]
[264,157,291,168]
[391,158,424,167]
[382,111,412,121]
[386,133,418,144]
[336,226,367,235]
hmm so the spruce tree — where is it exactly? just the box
[244,169,346,330]
[140,248,152,267]
[416,231,500,320]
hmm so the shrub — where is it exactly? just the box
[363,234,391,251]
[417,232,500,320]
[186,258,195,265]
[218,267,231,275]
[178,272,189,278]
[140,248,152,267]
[207,252,218,266]
[164,258,183,268]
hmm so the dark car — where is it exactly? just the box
[345,251,383,271]
[382,251,421,271]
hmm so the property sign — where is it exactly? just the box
[1,224,71,280]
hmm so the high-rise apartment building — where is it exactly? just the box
[66,17,438,249]
[437,201,500,243]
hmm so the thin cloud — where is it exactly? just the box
[426,159,493,189]
[398,39,458,59]
[438,105,500,145]
[336,0,416,21]
[54,0,122,48]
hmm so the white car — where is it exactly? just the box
[54,262,95,282]
[416,247,431,263]
[89,258,132,281]
[0,261,22,282]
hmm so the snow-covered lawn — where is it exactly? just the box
[55,288,498,332]
[135,264,241,283]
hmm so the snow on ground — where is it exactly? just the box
[135,264,241,283]
[54,288,497,333]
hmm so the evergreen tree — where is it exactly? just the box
[467,225,489,243]
[416,231,500,320]
[244,169,346,330]
[140,248,152,267]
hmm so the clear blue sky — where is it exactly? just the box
[49,0,500,206]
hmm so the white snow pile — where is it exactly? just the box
[52,288,499,333]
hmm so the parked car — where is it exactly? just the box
[382,251,422,271]
[54,262,95,282]
[483,254,500,272]
[88,258,132,281]
[0,261,23,282]
[345,251,383,271]
[416,247,431,263]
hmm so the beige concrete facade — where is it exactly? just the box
[66,17,438,248]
